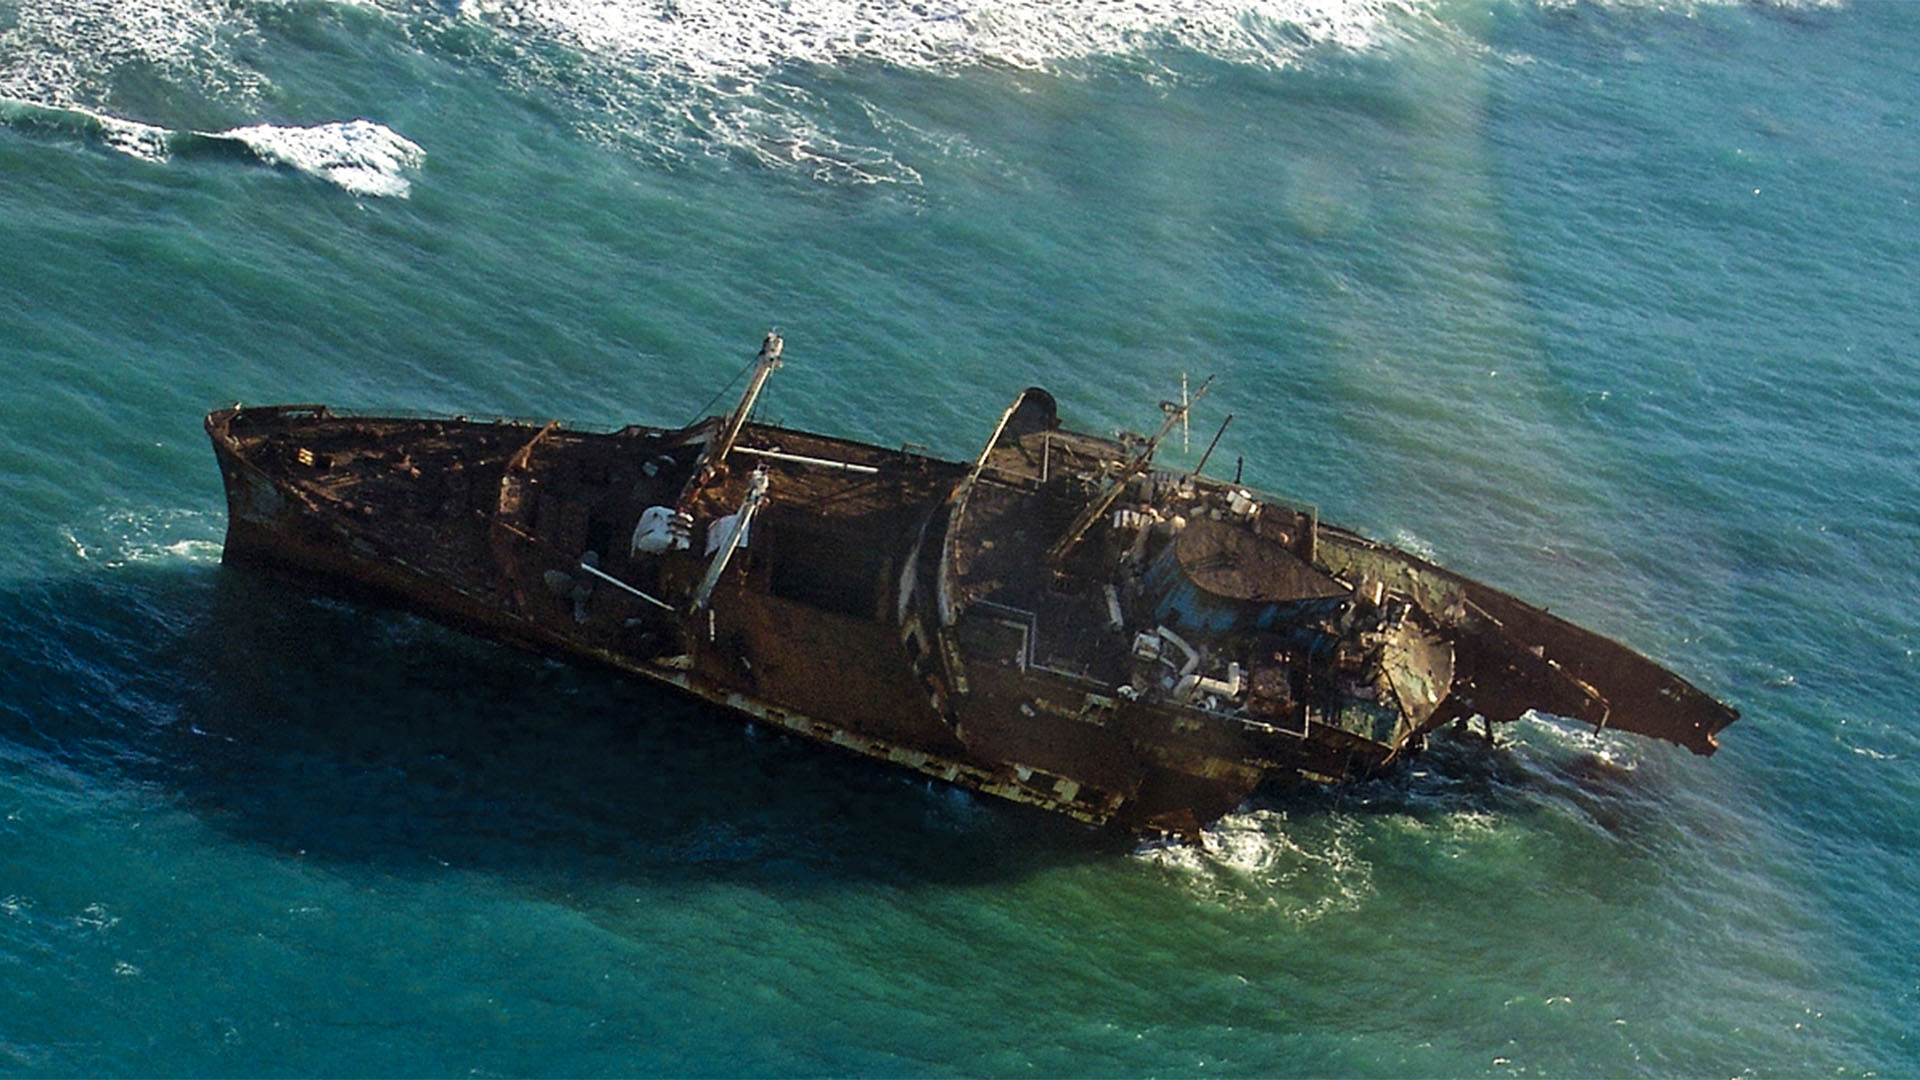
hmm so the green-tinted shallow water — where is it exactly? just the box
[2,0,1916,1074]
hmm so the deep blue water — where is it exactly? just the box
[2,0,1916,1074]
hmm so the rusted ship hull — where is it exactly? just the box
[205,341,1737,839]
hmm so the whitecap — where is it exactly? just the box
[0,97,426,197]
[1,0,426,195]
[209,119,427,198]
[0,97,174,161]
[95,113,174,162]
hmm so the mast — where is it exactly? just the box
[691,467,770,613]
[1046,376,1211,568]
[680,331,783,507]
[714,331,784,471]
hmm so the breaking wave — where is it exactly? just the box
[377,0,1847,181]
[453,0,1408,83]
[0,0,1852,186]
[0,97,425,197]
[425,0,1427,183]
[0,0,1417,189]
[203,120,425,198]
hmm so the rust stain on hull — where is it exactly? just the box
[204,336,1738,841]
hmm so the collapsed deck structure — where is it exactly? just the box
[206,334,1738,837]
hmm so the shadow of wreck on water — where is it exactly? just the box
[0,561,1704,894]
[0,564,1124,891]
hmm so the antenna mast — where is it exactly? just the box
[1181,373,1191,454]
[1046,375,1212,568]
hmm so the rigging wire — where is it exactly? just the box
[686,349,761,426]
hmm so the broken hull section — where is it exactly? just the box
[205,376,1736,840]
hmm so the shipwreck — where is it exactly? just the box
[206,333,1738,838]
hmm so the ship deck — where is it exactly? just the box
[948,426,1144,686]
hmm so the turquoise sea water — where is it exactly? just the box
[2,0,1916,1074]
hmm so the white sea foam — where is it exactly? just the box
[1389,527,1438,561]
[0,0,1840,118]
[62,508,225,569]
[0,97,169,161]
[0,0,1851,190]
[0,96,426,197]
[214,120,427,198]
[456,0,1406,83]
[1136,808,1374,922]
[0,0,420,196]
[0,0,266,108]
[1511,710,1642,770]
[420,0,1435,185]
[96,113,174,162]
